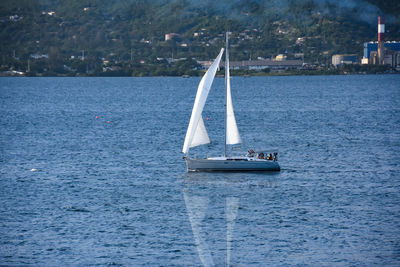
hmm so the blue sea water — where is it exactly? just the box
[0,75,399,266]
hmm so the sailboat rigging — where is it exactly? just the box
[182,32,280,172]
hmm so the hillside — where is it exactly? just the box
[1,0,399,76]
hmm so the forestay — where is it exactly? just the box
[182,48,224,154]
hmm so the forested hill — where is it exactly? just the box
[1,0,399,76]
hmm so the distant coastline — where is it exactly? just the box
[1,64,398,77]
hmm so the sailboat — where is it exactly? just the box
[182,32,280,172]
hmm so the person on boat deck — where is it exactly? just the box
[258,152,264,159]
[273,152,278,161]
[267,153,273,160]
[247,149,255,157]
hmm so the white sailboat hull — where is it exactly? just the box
[185,157,280,172]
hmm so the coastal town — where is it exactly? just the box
[1,1,399,76]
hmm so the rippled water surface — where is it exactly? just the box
[1,75,399,266]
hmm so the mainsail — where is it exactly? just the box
[182,48,224,154]
[225,33,241,145]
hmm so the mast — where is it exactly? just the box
[224,32,229,158]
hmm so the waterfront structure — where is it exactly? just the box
[331,54,358,67]
[230,59,302,71]
[198,59,303,71]
[363,42,400,65]
[369,50,400,68]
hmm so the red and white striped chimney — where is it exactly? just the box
[378,16,384,42]
[378,16,385,64]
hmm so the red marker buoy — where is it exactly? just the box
[107,121,111,124]
[206,117,210,121]
[96,116,99,119]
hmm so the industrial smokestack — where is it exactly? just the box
[378,16,384,41]
[378,16,385,64]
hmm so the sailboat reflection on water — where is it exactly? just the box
[183,191,239,267]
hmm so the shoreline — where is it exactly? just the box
[1,71,399,77]
[2,62,398,77]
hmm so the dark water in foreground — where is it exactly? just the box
[0,75,399,266]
